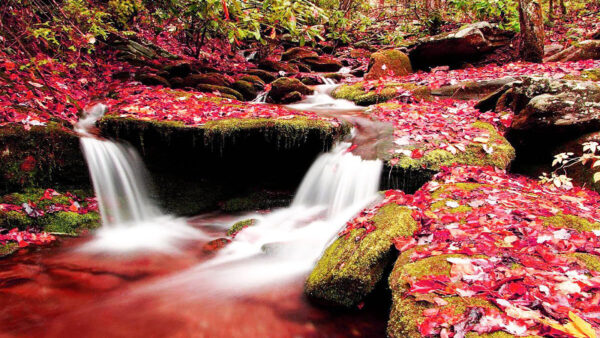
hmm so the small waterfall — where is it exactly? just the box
[76,104,203,254]
[252,91,268,103]
[79,137,159,226]
[286,82,363,113]
[153,142,383,294]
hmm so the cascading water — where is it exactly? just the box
[148,141,382,295]
[252,91,268,103]
[286,80,361,113]
[76,104,203,254]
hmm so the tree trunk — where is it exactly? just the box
[518,0,544,63]
[548,0,554,22]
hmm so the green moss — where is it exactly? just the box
[569,252,600,272]
[430,183,483,200]
[0,124,88,193]
[332,82,431,106]
[305,204,418,307]
[0,211,29,230]
[430,199,473,213]
[0,242,18,257]
[564,68,600,82]
[542,213,600,232]
[226,219,257,236]
[39,211,100,234]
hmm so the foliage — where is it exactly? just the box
[540,142,600,189]
[447,0,520,31]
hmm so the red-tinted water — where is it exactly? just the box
[0,217,388,338]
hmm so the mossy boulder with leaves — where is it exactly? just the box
[331,82,431,106]
[305,204,418,307]
[268,77,314,103]
[0,188,99,235]
[365,49,413,80]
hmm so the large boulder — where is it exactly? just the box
[231,80,258,101]
[257,59,299,74]
[281,47,319,61]
[544,40,600,62]
[408,22,514,70]
[301,56,343,72]
[183,73,232,87]
[364,49,413,80]
[135,73,171,87]
[267,77,313,104]
[478,77,600,154]
[244,69,277,83]
[431,76,519,100]
[305,203,418,307]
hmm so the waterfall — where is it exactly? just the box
[252,91,268,103]
[286,82,363,113]
[153,142,383,294]
[79,137,159,226]
[76,104,203,254]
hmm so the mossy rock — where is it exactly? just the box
[388,122,515,172]
[40,212,100,234]
[195,84,244,101]
[302,56,343,72]
[542,213,600,232]
[226,218,257,236]
[231,80,258,101]
[387,252,537,338]
[0,124,89,194]
[305,204,418,307]
[238,75,265,89]
[0,188,100,234]
[183,73,232,87]
[331,82,431,106]
[381,121,514,191]
[568,252,600,272]
[365,49,413,80]
[244,69,277,83]
[281,47,319,61]
[135,73,171,87]
[268,77,313,104]
[563,68,600,82]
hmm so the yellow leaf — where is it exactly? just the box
[569,312,597,338]
[565,322,588,338]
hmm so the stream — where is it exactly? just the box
[0,82,393,337]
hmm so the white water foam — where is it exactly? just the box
[146,142,382,295]
[286,82,363,113]
[76,104,204,254]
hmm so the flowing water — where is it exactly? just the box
[145,142,382,296]
[0,88,393,337]
[76,104,204,254]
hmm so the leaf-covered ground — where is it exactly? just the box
[367,99,512,162]
[340,165,600,337]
